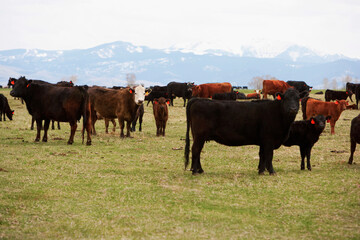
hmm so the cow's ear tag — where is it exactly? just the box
[26,84,30,88]
[129,89,133,94]
[277,95,281,100]
[311,119,315,125]
[12,111,14,115]
[166,101,170,104]
[154,101,158,104]
[335,101,339,105]
[11,81,14,85]
[327,119,330,123]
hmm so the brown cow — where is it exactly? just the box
[192,82,232,98]
[153,97,169,136]
[88,85,145,138]
[246,92,260,99]
[302,97,348,134]
[262,80,293,99]
[95,112,116,134]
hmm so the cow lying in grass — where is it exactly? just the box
[283,115,330,170]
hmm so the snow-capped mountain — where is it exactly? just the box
[0,41,359,88]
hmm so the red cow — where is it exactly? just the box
[262,80,293,99]
[302,97,348,135]
[246,92,260,99]
[192,82,232,98]
[153,97,169,136]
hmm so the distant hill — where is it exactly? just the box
[0,41,359,89]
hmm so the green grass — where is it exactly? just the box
[0,88,359,239]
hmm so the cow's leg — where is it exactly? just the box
[57,121,61,130]
[191,138,205,174]
[35,119,42,142]
[91,111,97,135]
[348,139,356,164]
[0,111,2,121]
[162,121,166,136]
[300,146,306,170]
[118,118,125,138]
[126,120,132,137]
[111,119,116,132]
[51,120,55,130]
[104,118,109,133]
[330,120,335,135]
[131,114,138,132]
[31,117,35,130]
[156,120,160,136]
[68,121,77,145]
[306,146,312,171]
[42,119,50,142]
[183,97,186,107]
[138,113,143,132]
[258,146,266,174]
[263,145,275,175]
[85,119,92,146]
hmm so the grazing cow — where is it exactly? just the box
[315,91,323,95]
[302,97,347,135]
[348,114,360,164]
[0,94,14,121]
[10,78,92,145]
[212,91,237,101]
[346,104,358,110]
[185,88,300,175]
[236,92,247,99]
[88,85,145,137]
[246,92,261,99]
[167,81,194,107]
[262,80,293,99]
[283,115,329,170]
[325,89,351,102]
[145,86,168,106]
[286,80,312,93]
[153,97,169,136]
[192,82,232,98]
[131,104,144,132]
[346,82,360,102]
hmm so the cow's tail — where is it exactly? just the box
[184,98,195,170]
[301,97,309,120]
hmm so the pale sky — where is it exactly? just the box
[1,0,359,58]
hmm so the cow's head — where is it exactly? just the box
[336,100,348,111]
[310,115,328,131]
[131,84,145,105]
[276,88,299,117]
[192,85,200,97]
[6,110,14,121]
[10,76,30,98]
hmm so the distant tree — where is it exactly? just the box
[341,75,359,89]
[323,78,329,89]
[330,78,338,90]
[248,75,277,89]
[126,73,136,87]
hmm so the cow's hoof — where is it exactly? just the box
[67,141,73,145]
[269,172,277,176]
[86,141,91,146]
[35,138,40,142]
[42,139,47,142]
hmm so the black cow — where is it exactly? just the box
[325,89,350,102]
[0,94,14,121]
[131,104,144,132]
[287,80,312,93]
[356,86,360,108]
[145,86,168,106]
[56,81,74,87]
[349,114,360,164]
[346,82,360,102]
[184,88,300,175]
[283,115,329,170]
[212,92,237,101]
[10,77,92,145]
[167,82,194,107]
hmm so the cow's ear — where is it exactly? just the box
[310,118,315,125]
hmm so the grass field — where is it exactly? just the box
[0,88,359,239]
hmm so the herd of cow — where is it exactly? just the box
[1,77,360,175]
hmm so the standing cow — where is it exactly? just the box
[348,114,360,164]
[325,89,351,102]
[167,82,194,107]
[283,115,329,171]
[0,94,14,121]
[10,78,92,145]
[262,80,293,99]
[192,82,232,98]
[88,85,145,138]
[153,97,169,136]
[185,88,300,175]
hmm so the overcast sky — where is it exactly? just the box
[1,0,359,58]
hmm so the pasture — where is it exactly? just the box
[0,88,359,239]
